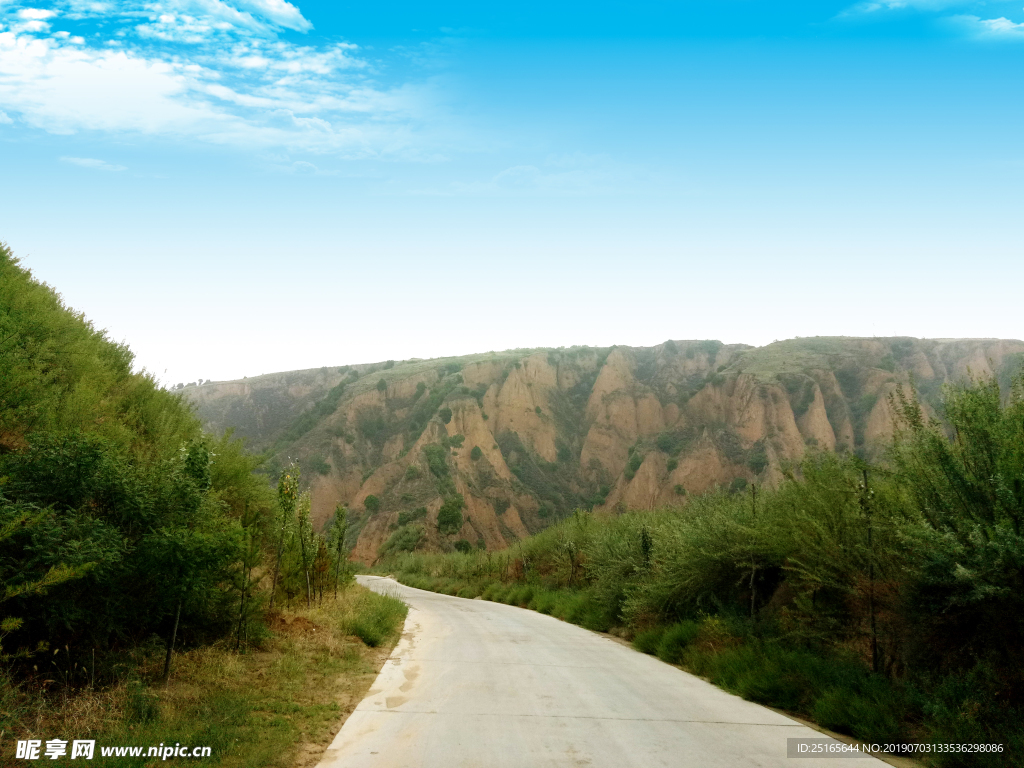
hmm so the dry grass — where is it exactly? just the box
[1,584,407,767]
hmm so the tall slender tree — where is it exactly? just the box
[329,504,348,598]
[270,464,299,610]
[296,491,314,607]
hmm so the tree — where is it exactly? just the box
[376,378,387,393]
[439,407,452,424]
[295,491,314,608]
[328,505,348,597]
[270,464,299,610]
[437,494,464,535]
[364,494,380,513]
[470,446,483,461]
[891,373,1024,671]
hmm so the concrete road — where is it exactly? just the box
[315,576,887,768]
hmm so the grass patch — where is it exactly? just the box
[338,587,409,648]
[3,585,406,768]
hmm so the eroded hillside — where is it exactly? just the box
[183,337,1024,562]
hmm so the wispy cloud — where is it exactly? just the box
[843,0,963,13]
[0,108,12,123]
[838,0,1024,41]
[234,0,310,32]
[0,1,449,159]
[950,14,1024,37]
[60,155,128,170]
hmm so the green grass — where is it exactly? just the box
[338,587,409,647]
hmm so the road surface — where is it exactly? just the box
[315,576,887,768]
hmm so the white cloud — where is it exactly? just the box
[18,9,59,19]
[843,0,963,12]
[234,0,310,32]
[838,0,990,17]
[60,155,127,170]
[60,0,311,37]
[0,108,12,122]
[951,14,1024,36]
[0,2,442,158]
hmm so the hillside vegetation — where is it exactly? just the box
[184,336,1024,562]
[380,372,1024,767]
[0,244,407,766]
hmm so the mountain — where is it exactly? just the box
[182,337,1024,562]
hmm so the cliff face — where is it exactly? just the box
[183,337,1024,562]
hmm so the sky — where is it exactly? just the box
[1,0,1022,385]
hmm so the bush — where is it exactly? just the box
[397,507,428,526]
[421,444,449,479]
[376,378,387,392]
[656,621,701,664]
[666,458,678,472]
[632,627,666,655]
[356,408,386,439]
[437,494,465,535]
[379,524,425,556]
[404,465,422,480]
[453,539,472,554]
[528,590,558,615]
[340,588,408,647]
[470,446,483,461]
[363,494,380,512]
[746,441,768,474]
[628,452,643,474]
[438,407,452,424]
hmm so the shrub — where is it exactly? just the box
[364,494,380,512]
[437,494,465,535]
[356,408,386,439]
[632,627,666,655]
[470,446,483,461]
[656,621,701,664]
[453,539,472,554]
[393,508,416,526]
[535,406,542,415]
[746,440,768,474]
[449,434,465,448]
[383,360,395,369]
[624,451,643,480]
[666,458,678,472]
[438,407,452,424]
[376,378,387,392]
[379,524,425,556]
[340,589,408,647]
[674,484,686,496]
[404,465,422,480]
[421,444,449,478]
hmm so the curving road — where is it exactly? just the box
[315,576,888,768]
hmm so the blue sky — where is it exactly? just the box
[1,0,1022,384]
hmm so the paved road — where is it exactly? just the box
[315,576,887,768]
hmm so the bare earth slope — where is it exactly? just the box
[313,576,888,768]
[183,337,1024,562]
